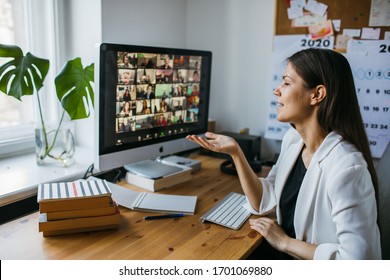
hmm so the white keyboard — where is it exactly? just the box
[200,192,251,230]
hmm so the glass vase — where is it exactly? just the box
[35,121,75,167]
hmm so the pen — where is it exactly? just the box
[143,213,184,220]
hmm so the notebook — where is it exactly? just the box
[104,179,197,215]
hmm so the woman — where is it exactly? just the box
[120,101,132,116]
[141,100,151,115]
[122,89,132,101]
[187,48,381,259]
[159,98,169,113]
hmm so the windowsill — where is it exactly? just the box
[0,146,94,207]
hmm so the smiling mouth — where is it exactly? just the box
[277,102,284,107]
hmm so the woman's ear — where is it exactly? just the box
[310,85,327,105]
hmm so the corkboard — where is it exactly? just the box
[275,0,390,40]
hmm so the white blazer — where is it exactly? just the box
[248,128,381,259]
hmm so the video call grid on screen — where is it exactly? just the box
[116,52,201,134]
[99,44,211,151]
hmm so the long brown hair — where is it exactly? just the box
[287,48,378,198]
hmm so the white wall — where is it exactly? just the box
[59,0,102,150]
[69,0,281,159]
[102,0,188,48]
[185,0,280,158]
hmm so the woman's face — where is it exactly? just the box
[273,63,313,125]
[193,74,199,82]
[121,71,131,84]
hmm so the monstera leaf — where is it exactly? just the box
[0,44,49,100]
[55,58,94,120]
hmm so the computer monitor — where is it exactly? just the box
[94,43,212,173]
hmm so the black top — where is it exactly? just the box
[280,150,307,238]
[247,150,307,260]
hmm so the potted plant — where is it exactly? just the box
[0,44,94,166]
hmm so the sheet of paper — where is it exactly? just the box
[332,19,341,32]
[288,6,304,20]
[361,27,381,39]
[305,0,328,16]
[369,0,390,27]
[290,0,306,9]
[292,11,327,27]
[343,29,362,38]
[335,34,352,51]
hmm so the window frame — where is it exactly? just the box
[0,0,62,158]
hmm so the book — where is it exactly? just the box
[105,179,197,215]
[39,202,121,233]
[45,197,116,221]
[37,179,112,213]
[125,161,192,192]
[42,224,119,237]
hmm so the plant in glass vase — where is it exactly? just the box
[0,44,94,167]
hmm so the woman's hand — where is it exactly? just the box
[249,217,290,253]
[186,132,239,156]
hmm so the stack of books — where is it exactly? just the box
[37,179,121,237]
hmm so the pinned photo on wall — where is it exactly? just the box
[334,34,352,52]
[308,19,333,40]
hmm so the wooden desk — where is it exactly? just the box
[0,154,269,260]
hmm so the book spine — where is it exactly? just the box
[154,171,192,191]
[132,192,147,209]
[126,170,192,192]
[42,224,119,237]
[39,205,120,232]
[45,201,116,220]
[125,173,154,191]
[39,196,112,213]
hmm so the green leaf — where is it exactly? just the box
[55,58,94,120]
[0,44,49,100]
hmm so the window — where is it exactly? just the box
[0,0,60,157]
[0,0,33,128]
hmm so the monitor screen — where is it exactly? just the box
[95,43,212,172]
